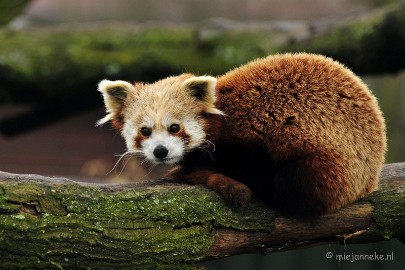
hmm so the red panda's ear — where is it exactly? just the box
[181,76,224,115]
[97,79,135,126]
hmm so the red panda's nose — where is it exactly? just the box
[153,145,169,159]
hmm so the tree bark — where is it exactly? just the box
[0,162,404,269]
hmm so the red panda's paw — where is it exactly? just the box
[208,174,252,207]
[224,182,253,207]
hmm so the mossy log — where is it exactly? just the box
[1,2,405,106]
[0,162,404,269]
[2,2,405,136]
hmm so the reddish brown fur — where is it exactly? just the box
[171,53,386,216]
[172,130,191,145]
[169,168,252,206]
[101,53,386,216]
[201,113,222,146]
[111,110,125,131]
[134,134,144,149]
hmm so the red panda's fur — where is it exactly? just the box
[99,53,386,216]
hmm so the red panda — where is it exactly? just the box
[98,53,386,216]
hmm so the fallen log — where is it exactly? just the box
[1,2,405,105]
[0,162,404,269]
[2,3,405,136]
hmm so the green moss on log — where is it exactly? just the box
[0,177,275,269]
[1,163,405,268]
[367,182,405,240]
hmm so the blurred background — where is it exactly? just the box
[0,0,404,269]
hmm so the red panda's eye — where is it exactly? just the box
[169,124,180,134]
[140,127,152,136]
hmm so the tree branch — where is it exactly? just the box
[0,162,404,269]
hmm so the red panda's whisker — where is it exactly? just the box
[196,146,214,161]
[109,151,143,176]
[107,152,130,175]
[204,139,216,152]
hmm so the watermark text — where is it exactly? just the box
[325,251,394,263]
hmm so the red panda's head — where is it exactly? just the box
[98,74,223,165]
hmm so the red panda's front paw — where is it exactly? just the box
[224,182,253,207]
[208,174,252,207]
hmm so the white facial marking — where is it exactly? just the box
[122,114,207,165]
[142,131,184,165]
[162,115,172,128]
[183,117,205,148]
[143,116,154,128]
[122,122,138,151]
